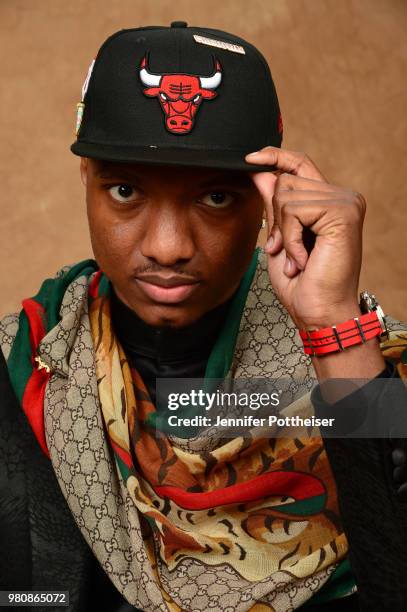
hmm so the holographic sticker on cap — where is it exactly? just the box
[139,55,222,135]
[75,58,95,136]
[193,34,245,55]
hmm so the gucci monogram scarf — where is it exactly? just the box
[2,249,406,610]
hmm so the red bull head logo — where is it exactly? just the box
[139,56,222,134]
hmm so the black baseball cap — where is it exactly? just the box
[71,22,282,172]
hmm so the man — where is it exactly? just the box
[1,21,407,612]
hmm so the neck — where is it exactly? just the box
[110,289,233,362]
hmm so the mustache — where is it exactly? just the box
[132,263,200,279]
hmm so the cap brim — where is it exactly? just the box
[70,141,276,173]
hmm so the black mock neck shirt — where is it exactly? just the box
[110,288,233,403]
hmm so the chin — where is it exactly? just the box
[135,303,204,328]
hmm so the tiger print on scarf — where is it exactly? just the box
[2,250,406,610]
[91,291,348,584]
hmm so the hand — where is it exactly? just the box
[246,146,366,330]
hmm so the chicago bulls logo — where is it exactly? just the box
[139,55,222,134]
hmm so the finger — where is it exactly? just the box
[269,196,346,259]
[249,170,277,215]
[249,171,277,234]
[268,202,331,269]
[277,201,347,242]
[267,247,300,287]
[283,254,301,278]
[279,206,310,271]
[267,186,285,255]
[265,225,283,253]
[245,146,326,181]
[275,174,342,194]
[265,187,287,256]
[275,190,345,203]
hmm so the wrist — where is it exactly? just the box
[296,292,387,379]
[300,310,383,357]
[295,302,361,331]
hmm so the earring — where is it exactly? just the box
[261,218,266,229]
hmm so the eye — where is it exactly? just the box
[160,92,168,101]
[199,192,234,208]
[108,184,139,203]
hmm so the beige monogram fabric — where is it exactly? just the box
[4,251,405,610]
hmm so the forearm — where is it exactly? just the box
[311,339,385,402]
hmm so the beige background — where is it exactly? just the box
[1,0,406,320]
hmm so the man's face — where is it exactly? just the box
[82,158,264,327]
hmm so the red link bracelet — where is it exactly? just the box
[299,311,383,356]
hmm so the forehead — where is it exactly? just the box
[89,159,255,189]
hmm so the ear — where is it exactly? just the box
[80,157,88,187]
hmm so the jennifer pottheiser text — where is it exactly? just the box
[167,415,336,428]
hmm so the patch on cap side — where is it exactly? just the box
[75,58,96,136]
[82,59,96,101]
[193,34,245,55]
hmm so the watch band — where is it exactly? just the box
[299,311,383,356]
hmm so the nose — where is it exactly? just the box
[140,203,195,267]
[166,115,192,131]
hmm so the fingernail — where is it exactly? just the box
[265,235,274,251]
[246,151,260,157]
[284,255,294,275]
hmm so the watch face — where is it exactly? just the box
[359,290,389,339]
[360,290,378,312]
[360,290,371,314]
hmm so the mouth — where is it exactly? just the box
[135,274,200,304]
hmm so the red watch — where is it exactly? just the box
[299,291,389,357]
